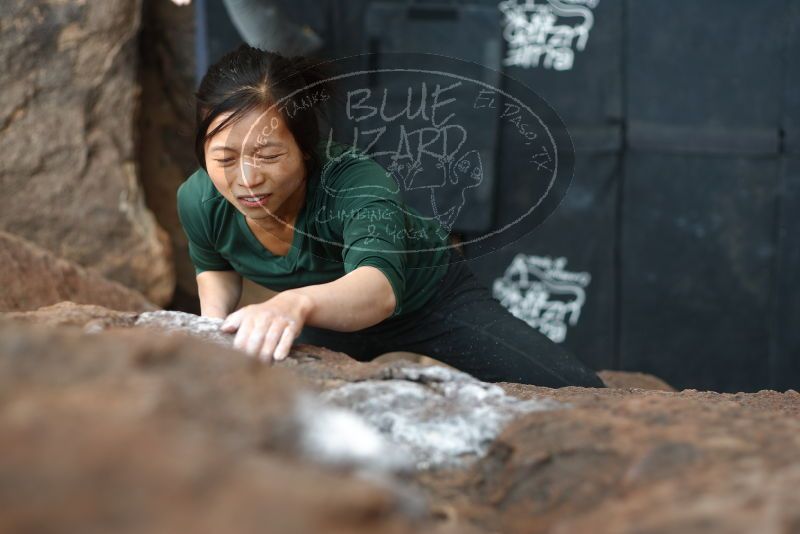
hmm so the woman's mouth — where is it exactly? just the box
[238,194,271,207]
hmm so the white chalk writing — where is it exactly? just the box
[493,253,591,343]
[498,0,598,71]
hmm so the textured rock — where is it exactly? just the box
[421,384,800,534]
[2,301,140,329]
[320,365,564,470]
[293,394,416,474]
[596,369,677,391]
[0,319,454,534]
[4,303,800,534]
[0,0,174,305]
[133,310,563,470]
[0,231,158,312]
[134,309,232,346]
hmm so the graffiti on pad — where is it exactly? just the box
[499,0,599,71]
[493,253,591,343]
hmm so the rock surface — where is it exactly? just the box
[438,384,800,534]
[0,0,174,305]
[131,310,565,471]
[320,365,564,470]
[2,301,140,330]
[2,302,799,534]
[596,369,677,391]
[0,231,158,312]
[0,317,462,534]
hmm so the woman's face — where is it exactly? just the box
[203,105,308,221]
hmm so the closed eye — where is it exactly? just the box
[215,153,282,166]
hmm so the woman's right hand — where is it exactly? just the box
[220,290,314,363]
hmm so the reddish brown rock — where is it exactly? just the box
[0,319,458,534]
[0,232,158,312]
[1,301,139,329]
[597,369,677,391]
[423,384,800,534]
[0,0,174,305]
[4,303,800,534]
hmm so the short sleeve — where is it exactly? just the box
[323,150,408,317]
[176,181,233,274]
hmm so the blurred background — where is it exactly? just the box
[2,0,798,393]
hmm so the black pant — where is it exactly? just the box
[296,249,606,388]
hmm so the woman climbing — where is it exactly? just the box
[177,44,605,388]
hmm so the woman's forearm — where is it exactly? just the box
[288,266,396,332]
[197,270,243,319]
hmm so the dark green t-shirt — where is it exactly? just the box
[177,141,451,318]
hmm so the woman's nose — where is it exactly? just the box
[240,162,267,189]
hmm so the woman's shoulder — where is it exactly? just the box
[314,140,400,199]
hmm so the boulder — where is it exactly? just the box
[596,369,677,391]
[0,231,157,312]
[436,384,800,533]
[2,303,799,534]
[0,0,174,305]
[0,317,462,534]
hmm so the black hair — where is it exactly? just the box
[193,44,338,179]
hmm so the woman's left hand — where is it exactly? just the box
[220,290,313,363]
